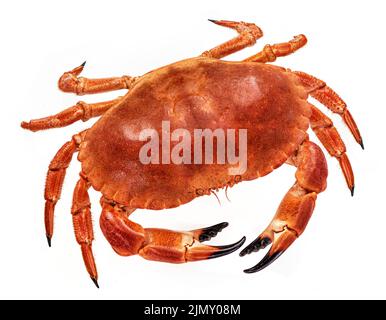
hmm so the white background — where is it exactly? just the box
[1,0,385,299]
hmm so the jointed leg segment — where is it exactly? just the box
[293,71,363,148]
[21,98,121,131]
[244,34,307,63]
[58,61,136,95]
[44,131,85,246]
[21,61,137,132]
[72,174,98,287]
[201,20,263,59]
[310,104,354,194]
[39,127,99,286]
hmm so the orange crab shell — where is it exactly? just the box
[22,19,363,285]
[79,57,311,209]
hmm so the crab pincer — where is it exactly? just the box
[240,141,327,273]
[21,19,363,286]
[241,230,296,273]
[186,236,246,262]
[140,228,245,263]
[99,201,244,264]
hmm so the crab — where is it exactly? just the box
[21,20,363,288]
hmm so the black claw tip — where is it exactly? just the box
[80,61,87,67]
[239,236,272,257]
[360,140,364,150]
[208,236,246,259]
[239,249,248,257]
[199,222,229,242]
[243,251,284,274]
[351,185,355,197]
[218,222,229,229]
[46,235,51,247]
[91,277,99,289]
[199,234,211,242]
[208,19,217,23]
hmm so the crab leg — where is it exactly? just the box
[293,71,364,149]
[240,141,328,273]
[201,20,263,59]
[243,34,307,63]
[310,104,355,195]
[99,198,244,265]
[44,131,85,246]
[21,98,121,132]
[72,174,98,288]
[58,61,136,95]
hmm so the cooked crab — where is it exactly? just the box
[21,20,363,288]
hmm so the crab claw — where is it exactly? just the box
[191,222,229,242]
[138,226,245,264]
[240,142,327,273]
[242,229,297,273]
[186,236,246,262]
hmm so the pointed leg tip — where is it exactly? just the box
[360,140,364,150]
[208,19,217,23]
[71,61,86,75]
[46,235,52,247]
[91,277,99,289]
[351,186,355,197]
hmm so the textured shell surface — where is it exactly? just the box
[79,57,310,209]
